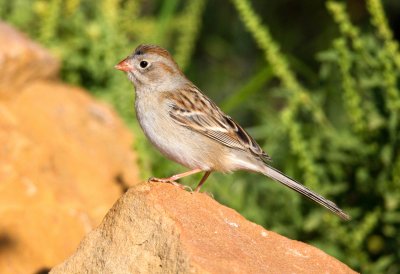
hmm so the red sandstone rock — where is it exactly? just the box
[51,182,357,274]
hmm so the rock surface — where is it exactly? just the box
[0,22,138,274]
[51,182,357,274]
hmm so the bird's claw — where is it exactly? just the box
[147,177,192,191]
[147,177,168,183]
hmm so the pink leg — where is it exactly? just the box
[148,169,203,189]
[195,171,211,192]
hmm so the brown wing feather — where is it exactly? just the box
[165,86,271,162]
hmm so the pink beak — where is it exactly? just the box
[114,57,132,72]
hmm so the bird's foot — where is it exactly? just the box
[147,177,192,191]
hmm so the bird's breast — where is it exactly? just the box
[135,94,213,170]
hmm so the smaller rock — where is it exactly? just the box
[0,82,139,273]
[51,182,357,274]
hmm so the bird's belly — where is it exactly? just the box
[136,100,213,170]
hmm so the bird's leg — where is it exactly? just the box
[148,168,202,190]
[194,171,212,192]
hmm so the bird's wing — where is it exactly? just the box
[165,86,271,162]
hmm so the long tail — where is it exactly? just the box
[262,165,350,220]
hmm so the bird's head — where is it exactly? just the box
[115,44,186,90]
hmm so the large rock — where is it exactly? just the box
[0,22,139,273]
[51,182,357,274]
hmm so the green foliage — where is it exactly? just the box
[1,0,399,272]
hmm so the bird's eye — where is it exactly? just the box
[140,60,148,68]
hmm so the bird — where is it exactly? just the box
[115,44,350,220]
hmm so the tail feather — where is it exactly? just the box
[262,165,350,220]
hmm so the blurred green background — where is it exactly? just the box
[1,0,399,272]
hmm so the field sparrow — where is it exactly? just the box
[115,44,350,220]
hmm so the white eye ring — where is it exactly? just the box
[140,60,149,68]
